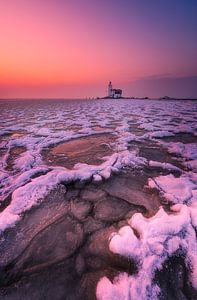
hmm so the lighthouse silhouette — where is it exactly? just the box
[108,81,113,97]
[107,81,122,98]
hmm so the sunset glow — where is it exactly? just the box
[0,0,197,98]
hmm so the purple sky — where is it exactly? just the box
[0,0,197,98]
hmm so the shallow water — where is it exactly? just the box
[0,98,197,300]
[43,133,116,169]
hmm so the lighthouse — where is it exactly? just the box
[107,81,122,98]
[108,81,113,97]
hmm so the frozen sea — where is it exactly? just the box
[0,98,197,300]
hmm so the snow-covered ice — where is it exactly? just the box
[0,98,197,299]
[97,204,197,299]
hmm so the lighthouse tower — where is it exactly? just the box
[108,81,113,97]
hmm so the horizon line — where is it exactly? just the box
[0,97,197,101]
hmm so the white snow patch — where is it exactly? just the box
[0,150,145,232]
[148,174,197,204]
[14,151,36,171]
[97,205,197,299]
[149,160,182,172]
[184,160,197,172]
[149,131,174,138]
[166,142,197,160]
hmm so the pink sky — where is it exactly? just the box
[0,0,197,98]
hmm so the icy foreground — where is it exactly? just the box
[0,98,197,299]
[97,172,197,300]
[97,203,197,299]
[0,151,145,231]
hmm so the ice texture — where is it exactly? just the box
[148,173,197,204]
[97,204,197,299]
[0,99,196,230]
[0,150,145,232]
[0,99,197,299]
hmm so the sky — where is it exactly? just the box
[0,0,197,98]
